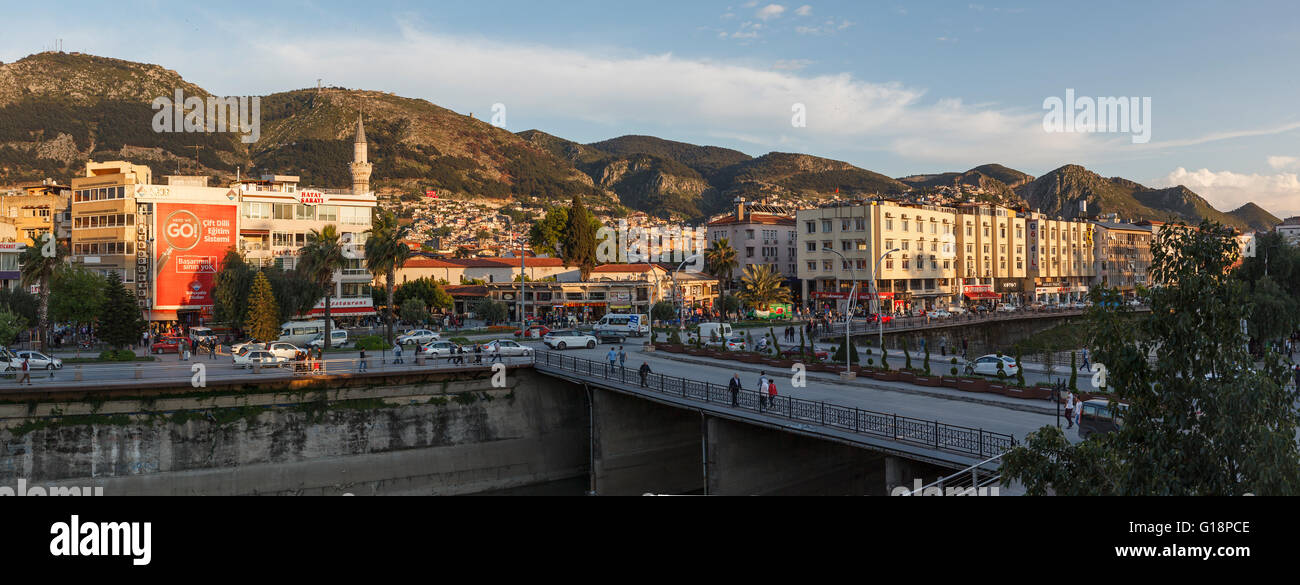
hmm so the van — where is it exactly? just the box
[696,322,733,342]
[593,313,648,337]
[1078,398,1127,439]
[278,319,339,347]
[189,326,216,344]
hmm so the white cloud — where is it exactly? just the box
[796,19,853,35]
[773,59,812,70]
[757,4,786,20]
[1156,167,1300,218]
[795,5,812,16]
[1267,155,1299,170]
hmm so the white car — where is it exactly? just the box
[965,354,1019,378]
[308,330,349,349]
[1071,301,1089,309]
[929,309,952,318]
[397,329,439,346]
[264,342,306,360]
[15,350,63,370]
[722,337,746,351]
[946,306,968,315]
[543,330,597,350]
[419,340,462,356]
[481,339,533,357]
[232,349,289,369]
[996,304,1019,313]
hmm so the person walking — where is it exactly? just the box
[638,361,651,387]
[767,377,778,407]
[393,342,404,364]
[757,371,769,412]
[606,347,617,374]
[1080,348,1090,371]
[208,339,217,360]
[16,357,30,386]
[727,373,741,407]
[961,338,968,359]
[1064,391,1076,429]
[358,348,368,373]
[618,346,626,370]
[474,343,482,364]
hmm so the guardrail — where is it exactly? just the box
[533,350,1015,459]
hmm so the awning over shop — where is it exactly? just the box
[963,291,1000,300]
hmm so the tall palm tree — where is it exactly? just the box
[705,238,738,319]
[365,208,412,344]
[19,232,66,351]
[737,264,791,311]
[299,224,346,351]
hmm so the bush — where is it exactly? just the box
[951,366,958,376]
[97,349,136,361]
[831,340,860,364]
[355,335,388,350]
[448,336,471,345]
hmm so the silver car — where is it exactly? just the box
[16,350,63,370]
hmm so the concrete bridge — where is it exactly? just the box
[533,350,1013,495]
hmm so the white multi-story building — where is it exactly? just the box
[706,199,798,282]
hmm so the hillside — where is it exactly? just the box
[898,163,1032,207]
[1228,202,1282,232]
[1015,165,1251,230]
[587,135,752,184]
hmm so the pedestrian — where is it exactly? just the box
[208,338,216,360]
[1080,348,1090,371]
[618,346,626,370]
[1064,391,1076,429]
[17,357,30,386]
[393,342,403,364]
[606,347,617,372]
[961,338,968,358]
[728,373,741,407]
[358,348,368,372]
[767,377,778,406]
[474,343,482,364]
[638,361,651,387]
[758,371,769,411]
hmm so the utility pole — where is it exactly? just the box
[185,145,203,173]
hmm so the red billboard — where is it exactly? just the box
[154,202,236,312]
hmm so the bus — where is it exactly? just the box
[1078,398,1128,439]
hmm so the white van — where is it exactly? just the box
[278,320,339,347]
[593,313,649,337]
[696,322,733,342]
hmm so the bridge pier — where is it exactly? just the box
[590,388,702,495]
[884,455,956,494]
[705,416,886,496]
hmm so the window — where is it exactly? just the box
[806,261,817,271]
[745,247,754,258]
[841,240,852,251]
[295,204,315,220]
[902,220,910,232]
[855,218,866,231]
[885,219,894,231]
[745,229,755,240]
[841,219,851,231]
[822,260,833,271]
[806,221,816,234]
[274,203,294,220]
[885,239,894,249]
[885,260,894,269]
[806,242,817,252]
[243,202,271,219]
[821,220,832,232]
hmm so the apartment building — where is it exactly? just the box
[706,200,798,282]
[1093,220,1153,297]
[953,204,1027,305]
[393,256,579,285]
[589,263,719,308]
[1277,216,1300,246]
[0,179,71,247]
[797,200,960,313]
[1025,212,1096,303]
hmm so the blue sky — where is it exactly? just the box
[4,0,1299,216]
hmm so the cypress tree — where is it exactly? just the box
[246,271,281,343]
[923,340,931,376]
[97,272,146,350]
[1069,351,1079,391]
[903,337,913,370]
[561,195,597,279]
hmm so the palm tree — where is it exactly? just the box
[365,208,412,344]
[20,232,66,351]
[737,264,791,311]
[299,224,346,351]
[705,238,738,319]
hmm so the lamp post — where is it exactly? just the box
[822,247,857,372]
[670,254,701,338]
[873,248,902,352]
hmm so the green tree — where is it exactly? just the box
[97,272,146,350]
[0,309,25,346]
[213,251,254,329]
[1014,347,1025,386]
[19,232,66,350]
[561,195,598,279]
[0,288,37,332]
[923,341,931,376]
[1003,221,1300,495]
[651,300,676,322]
[49,265,105,351]
[400,297,429,325]
[705,238,738,317]
[903,338,912,370]
[528,206,568,257]
[737,264,791,310]
[266,267,326,324]
[245,271,281,342]
[299,225,346,350]
[394,278,453,312]
[472,297,507,325]
[365,208,413,343]
[1069,351,1078,391]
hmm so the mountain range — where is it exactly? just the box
[0,51,1281,231]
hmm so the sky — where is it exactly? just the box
[3,0,1299,217]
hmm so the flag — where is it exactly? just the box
[425,189,438,198]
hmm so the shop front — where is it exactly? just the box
[997,280,1027,305]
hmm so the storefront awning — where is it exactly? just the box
[963,291,1000,300]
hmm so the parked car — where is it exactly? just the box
[514,325,551,339]
[418,340,462,356]
[308,329,349,349]
[231,340,265,355]
[543,330,598,350]
[596,329,627,344]
[782,347,828,360]
[965,354,1019,377]
[946,306,968,315]
[481,339,533,356]
[15,350,62,370]
[188,326,217,345]
[264,342,306,360]
[232,349,289,369]
[721,337,746,351]
[929,309,952,318]
[396,329,439,346]
[1070,301,1090,310]
[865,314,894,324]
[996,304,1019,313]
[150,336,187,354]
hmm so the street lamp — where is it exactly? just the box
[822,247,857,372]
[873,248,902,352]
[670,254,702,337]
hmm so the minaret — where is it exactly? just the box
[350,113,372,195]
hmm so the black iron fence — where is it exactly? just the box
[534,350,1016,459]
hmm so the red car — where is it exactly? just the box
[150,336,187,354]
[514,325,551,339]
[782,348,830,360]
[865,314,894,325]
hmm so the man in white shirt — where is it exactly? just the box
[758,371,769,411]
[1064,392,1076,429]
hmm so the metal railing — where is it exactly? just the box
[533,350,1015,459]
[899,452,1006,496]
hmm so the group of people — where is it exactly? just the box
[725,371,781,411]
